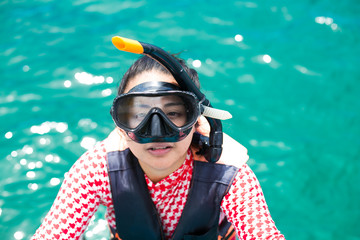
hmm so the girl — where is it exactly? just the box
[32,41,285,240]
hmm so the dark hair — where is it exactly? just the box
[117,55,200,94]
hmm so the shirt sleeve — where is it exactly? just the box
[31,142,113,240]
[221,164,285,240]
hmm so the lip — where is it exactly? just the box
[147,143,173,156]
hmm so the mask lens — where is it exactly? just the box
[114,92,198,130]
[160,95,188,127]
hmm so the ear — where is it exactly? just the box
[195,116,210,137]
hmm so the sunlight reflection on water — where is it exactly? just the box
[1,0,360,239]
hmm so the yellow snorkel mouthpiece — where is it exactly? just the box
[112,36,144,54]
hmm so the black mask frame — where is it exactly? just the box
[111,82,201,144]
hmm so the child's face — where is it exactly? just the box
[120,70,196,181]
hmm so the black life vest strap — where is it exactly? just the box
[107,149,164,240]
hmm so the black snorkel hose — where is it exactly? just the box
[112,36,223,162]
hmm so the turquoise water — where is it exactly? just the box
[1,0,360,239]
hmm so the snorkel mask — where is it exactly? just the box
[111,81,201,143]
[111,36,232,162]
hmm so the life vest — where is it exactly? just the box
[107,148,238,240]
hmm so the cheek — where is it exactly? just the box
[126,140,146,160]
[125,134,140,149]
[118,128,143,155]
[178,127,195,150]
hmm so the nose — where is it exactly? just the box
[149,114,166,137]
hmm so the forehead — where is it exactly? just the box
[124,70,178,93]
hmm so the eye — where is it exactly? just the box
[167,111,181,117]
[135,112,147,119]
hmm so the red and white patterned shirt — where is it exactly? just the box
[32,140,285,240]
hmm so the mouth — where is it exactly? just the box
[147,144,173,155]
[148,146,172,150]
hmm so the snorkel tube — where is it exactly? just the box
[112,36,231,163]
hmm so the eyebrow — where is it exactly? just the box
[164,102,185,108]
[135,103,151,108]
[134,102,184,109]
